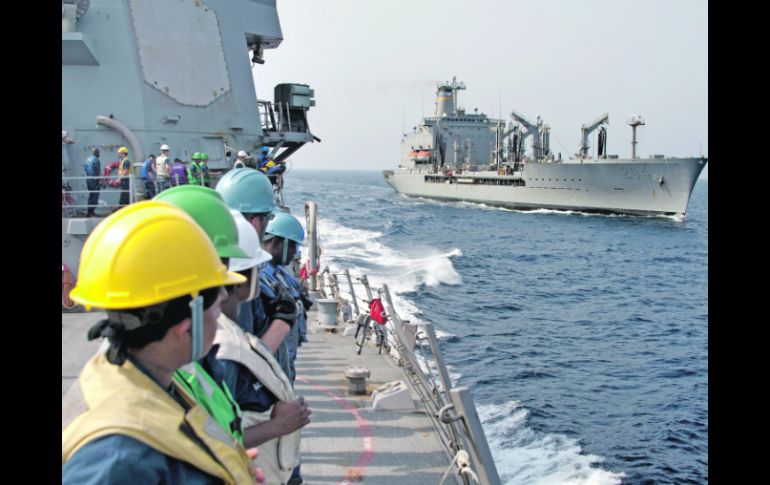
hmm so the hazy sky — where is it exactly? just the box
[254,0,708,171]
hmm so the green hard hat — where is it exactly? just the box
[215,168,275,214]
[192,152,202,160]
[200,152,209,160]
[154,185,249,258]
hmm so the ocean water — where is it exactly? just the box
[282,169,708,485]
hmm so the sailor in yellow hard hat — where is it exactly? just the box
[116,146,132,207]
[62,201,262,484]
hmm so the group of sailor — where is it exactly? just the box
[83,145,290,218]
[147,144,213,193]
[83,146,136,216]
[235,146,288,191]
[63,166,314,484]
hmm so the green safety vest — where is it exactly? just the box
[63,352,255,484]
[200,162,211,185]
[173,362,244,444]
[189,161,203,185]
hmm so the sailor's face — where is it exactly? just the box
[233,267,259,302]
[286,241,298,263]
[233,280,250,302]
[263,238,285,264]
[249,213,270,241]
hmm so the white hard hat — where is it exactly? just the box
[229,210,272,272]
[160,144,170,151]
[237,150,248,158]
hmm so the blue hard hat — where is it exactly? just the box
[215,168,275,213]
[261,146,269,153]
[264,211,304,244]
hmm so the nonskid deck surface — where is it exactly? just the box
[61,311,450,483]
[62,311,105,396]
[296,320,448,484]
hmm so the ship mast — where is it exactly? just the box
[627,115,645,159]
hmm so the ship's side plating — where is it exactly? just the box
[385,157,706,216]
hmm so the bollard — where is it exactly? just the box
[344,367,371,394]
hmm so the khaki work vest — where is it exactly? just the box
[214,315,300,484]
[62,352,256,484]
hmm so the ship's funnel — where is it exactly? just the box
[434,77,466,118]
[435,85,455,118]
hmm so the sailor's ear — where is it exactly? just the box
[170,318,192,338]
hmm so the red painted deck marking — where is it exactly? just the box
[297,376,375,484]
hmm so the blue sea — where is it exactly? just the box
[282,169,708,485]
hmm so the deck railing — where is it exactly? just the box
[317,269,501,485]
[61,175,137,217]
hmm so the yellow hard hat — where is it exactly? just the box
[70,200,246,310]
[118,146,129,154]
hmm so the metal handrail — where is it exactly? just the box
[257,99,309,134]
[62,174,138,212]
[306,203,500,484]
[376,283,470,480]
[378,281,500,484]
[343,269,360,316]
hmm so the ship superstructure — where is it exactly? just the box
[62,0,318,278]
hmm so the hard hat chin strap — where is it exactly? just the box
[282,239,290,266]
[243,266,260,302]
[189,295,205,362]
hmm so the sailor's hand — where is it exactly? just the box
[265,284,298,326]
[271,397,311,434]
[245,448,266,483]
[299,287,313,310]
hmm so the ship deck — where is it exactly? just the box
[62,308,450,483]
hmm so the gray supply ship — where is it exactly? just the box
[384,78,707,217]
